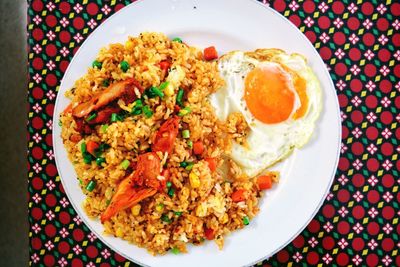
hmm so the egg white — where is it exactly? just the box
[210,51,322,177]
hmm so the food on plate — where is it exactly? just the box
[59,32,320,255]
[210,49,322,177]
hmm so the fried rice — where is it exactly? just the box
[60,32,277,255]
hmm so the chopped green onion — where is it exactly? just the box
[120,60,130,72]
[176,88,184,107]
[58,120,62,127]
[145,87,157,98]
[179,161,188,168]
[106,199,111,206]
[185,162,194,171]
[120,159,130,170]
[151,86,164,98]
[98,142,110,152]
[85,180,96,192]
[100,124,109,133]
[102,79,110,87]
[111,113,122,122]
[83,153,93,164]
[174,211,182,216]
[96,157,106,167]
[171,247,180,254]
[131,107,142,115]
[187,140,193,149]
[172,37,183,43]
[182,129,190,139]
[78,178,83,185]
[134,99,143,108]
[143,105,153,118]
[178,106,191,116]
[92,60,102,69]
[168,187,175,197]
[86,112,97,122]
[81,142,87,153]
[243,216,250,225]
[161,214,172,223]
[166,181,172,188]
[158,81,170,90]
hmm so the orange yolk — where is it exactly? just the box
[244,64,308,124]
[292,72,308,119]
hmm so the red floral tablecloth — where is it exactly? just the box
[28,0,399,266]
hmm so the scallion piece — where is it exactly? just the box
[102,79,110,87]
[174,211,182,216]
[182,129,190,139]
[176,88,184,107]
[131,107,142,115]
[158,81,169,91]
[171,247,180,254]
[81,142,87,153]
[83,153,93,164]
[179,161,188,168]
[85,180,96,192]
[143,105,153,118]
[166,181,172,188]
[92,60,102,69]
[98,142,110,152]
[100,124,109,133]
[120,60,130,72]
[111,113,122,122]
[152,86,164,98]
[243,216,250,225]
[96,157,106,167]
[120,159,130,170]
[185,162,194,171]
[168,187,175,197]
[187,140,193,149]
[161,214,172,223]
[172,37,183,43]
[178,106,191,116]
[86,112,97,122]
[134,99,143,108]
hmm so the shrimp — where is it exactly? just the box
[72,78,143,118]
[100,152,161,223]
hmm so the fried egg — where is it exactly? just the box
[210,49,322,177]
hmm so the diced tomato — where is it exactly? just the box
[231,189,247,202]
[174,105,181,112]
[256,175,273,190]
[152,117,180,154]
[86,140,99,156]
[159,60,171,71]
[205,157,217,172]
[193,141,204,155]
[70,133,82,143]
[204,228,215,240]
[203,46,218,61]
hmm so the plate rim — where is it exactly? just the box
[52,0,342,266]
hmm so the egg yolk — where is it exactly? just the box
[244,65,295,124]
[292,74,308,119]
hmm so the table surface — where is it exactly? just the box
[27,1,399,266]
[0,0,28,266]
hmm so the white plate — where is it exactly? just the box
[53,0,341,266]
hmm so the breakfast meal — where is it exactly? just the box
[59,32,321,255]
